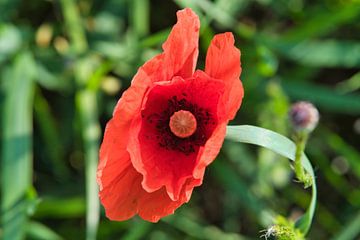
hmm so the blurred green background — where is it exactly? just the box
[1,0,360,239]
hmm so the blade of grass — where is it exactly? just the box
[34,196,85,218]
[281,81,360,115]
[35,63,70,91]
[332,211,360,240]
[60,0,87,53]
[60,0,100,239]
[163,212,251,240]
[76,90,101,240]
[226,125,317,235]
[336,71,360,94]
[26,221,64,240]
[34,88,70,180]
[281,3,360,42]
[1,52,37,240]
[121,221,152,240]
[34,197,85,219]
[269,40,360,68]
[130,0,149,38]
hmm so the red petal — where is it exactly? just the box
[98,115,133,191]
[137,177,201,222]
[161,8,200,79]
[193,122,227,179]
[98,56,163,220]
[98,8,201,222]
[132,8,199,85]
[97,54,161,193]
[109,8,200,123]
[98,113,202,221]
[205,32,244,120]
[128,75,225,201]
[100,163,201,222]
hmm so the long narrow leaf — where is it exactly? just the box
[163,212,251,240]
[332,211,360,240]
[281,3,360,42]
[281,81,360,115]
[131,0,149,37]
[76,90,100,240]
[1,52,36,240]
[226,125,317,235]
[59,0,87,53]
[59,0,100,239]
[270,40,360,68]
[26,221,63,240]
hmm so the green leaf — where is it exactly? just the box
[59,0,87,53]
[0,0,21,21]
[26,221,64,240]
[0,24,22,63]
[35,63,70,91]
[281,81,360,115]
[225,125,317,235]
[72,58,102,240]
[34,89,70,180]
[34,197,85,219]
[332,211,360,240]
[59,0,100,238]
[336,71,360,94]
[1,51,37,240]
[76,90,101,240]
[281,3,360,42]
[130,0,150,37]
[271,40,360,68]
[121,221,152,240]
[163,211,250,240]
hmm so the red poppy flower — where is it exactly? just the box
[97,8,243,222]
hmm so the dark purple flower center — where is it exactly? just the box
[141,95,216,155]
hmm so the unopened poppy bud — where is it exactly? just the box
[289,101,319,132]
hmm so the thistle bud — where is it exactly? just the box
[289,101,319,132]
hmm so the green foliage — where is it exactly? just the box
[1,52,37,240]
[1,0,360,239]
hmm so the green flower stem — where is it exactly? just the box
[294,132,312,188]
